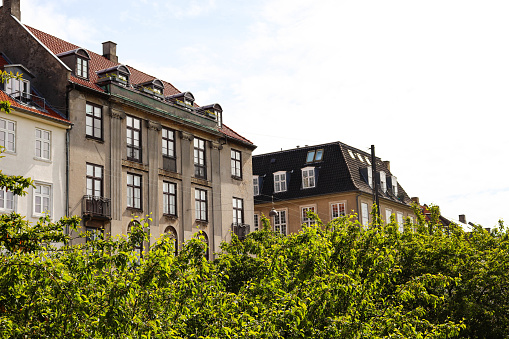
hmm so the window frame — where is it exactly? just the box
[86,163,103,197]
[126,173,142,210]
[126,115,142,163]
[85,103,103,140]
[33,183,51,216]
[385,208,393,224]
[162,127,176,158]
[195,188,208,222]
[0,187,15,212]
[254,213,260,231]
[331,202,346,219]
[397,212,404,232]
[273,171,287,193]
[193,138,206,179]
[301,206,315,227]
[163,181,177,216]
[76,56,89,79]
[306,148,324,163]
[0,118,15,153]
[273,209,287,235]
[232,197,244,225]
[361,202,369,227]
[253,175,260,196]
[301,167,315,189]
[231,149,242,179]
[35,128,51,161]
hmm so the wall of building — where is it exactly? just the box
[0,108,69,224]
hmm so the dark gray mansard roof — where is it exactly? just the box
[252,141,412,205]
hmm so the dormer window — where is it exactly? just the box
[4,64,34,104]
[388,175,398,196]
[57,48,91,80]
[137,79,164,98]
[302,167,316,189]
[379,171,387,193]
[166,92,195,107]
[96,65,131,86]
[196,103,223,127]
[306,149,323,163]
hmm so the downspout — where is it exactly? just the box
[65,84,74,239]
[356,193,361,224]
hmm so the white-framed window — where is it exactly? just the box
[127,173,142,209]
[391,176,398,196]
[0,188,14,211]
[302,167,315,189]
[397,212,404,232]
[5,78,30,100]
[86,163,103,197]
[379,171,386,193]
[385,208,392,224]
[35,128,51,160]
[361,202,369,227]
[367,166,373,188]
[273,209,287,235]
[254,213,260,231]
[0,118,15,153]
[232,197,243,225]
[76,57,89,79]
[34,183,51,216]
[231,149,242,178]
[273,171,287,193]
[253,176,259,196]
[331,202,346,219]
[301,206,315,227]
[195,188,207,221]
[163,181,177,216]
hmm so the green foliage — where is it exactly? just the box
[1,70,23,114]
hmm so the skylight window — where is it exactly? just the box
[357,153,364,163]
[365,156,371,165]
[306,149,323,163]
[348,150,355,159]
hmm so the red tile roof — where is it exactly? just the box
[26,26,253,145]
[1,55,70,124]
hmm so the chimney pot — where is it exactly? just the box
[102,41,118,63]
[3,0,21,20]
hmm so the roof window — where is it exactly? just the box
[96,65,130,86]
[3,64,37,106]
[357,153,364,163]
[137,79,165,98]
[365,156,371,165]
[166,92,195,107]
[196,103,223,127]
[348,149,355,159]
[57,48,91,80]
[306,149,324,163]
[388,175,398,196]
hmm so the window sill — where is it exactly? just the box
[2,150,16,156]
[231,175,242,181]
[195,219,208,226]
[33,157,52,163]
[164,213,178,220]
[126,207,143,214]
[86,135,104,143]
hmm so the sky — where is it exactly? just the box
[11,0,509,228]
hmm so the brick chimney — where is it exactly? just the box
[459,214,466,224]
[3,0,21,20]
[102,41,118,63]
[383,160,390,172]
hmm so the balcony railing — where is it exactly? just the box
[8,91,46,110]
[82,195,111,220]
[231,223,250,240]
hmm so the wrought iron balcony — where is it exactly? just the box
[82,195,111,220]
[231,223,250,240]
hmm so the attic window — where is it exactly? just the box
[76,57,88,79]
[96,65,131,86]
[196,104,223,127]
[138,79,165,97]
[379,171,387,193]
[365,156,371,165]
[357,153,364,163]
[4,64,34,104]
[166,92,195,107]
[57,48,91,80]
[348,150,355,159]
[306,149,323,163]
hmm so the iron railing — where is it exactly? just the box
[231,223,250,240]
[82,195,111,220]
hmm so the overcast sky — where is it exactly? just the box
[13,0,509,228]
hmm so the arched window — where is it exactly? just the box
[127,221,143,258]
[164,226,178,256]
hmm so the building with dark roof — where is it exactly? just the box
[253,142,415,234]
[0,0,256,258]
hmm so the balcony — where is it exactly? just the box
[82,195,111,220]
[231,223,250,240]
[8,91,46,110]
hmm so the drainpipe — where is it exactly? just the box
[65,84,74,239]
[355,193,361,224]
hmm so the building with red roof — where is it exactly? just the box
[0,0,256,257]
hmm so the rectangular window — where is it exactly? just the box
[231,149,242,178]
[34,184,51,215]
[367,166,373,188]
[331,202,346,219]
[194,138,206,179]
[76,57,88,79]
[253,176,259,196]
[273,171,287,193]
[86,163,103,197]
[301,206,315,227]
[127,173,142,209]
[35,128,51,160]
[5,78,30,101]
[126,116,142,162]
[162,127,176,172]
[0,188,14,211]
[385,209,392,224]
[254,213,259,231]
[379,171,387,193]
[0,118,15,152]
[397,212,404,232]
[361,202,369,227]
[306,149,323,163]
[391,176,398,196]
[163,181,177,216]
[233,197,243,225]
[302,167,315,189]
[274,210,287,235]
[195,188,207,221]
[86,103,102,140]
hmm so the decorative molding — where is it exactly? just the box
[146,120,162,131]
[191,177,212,188]
[109,107,126,120]
[180,131,194,141]
[158,169,182,181]
[121,159,149,172]
[211,141,222,150]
